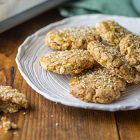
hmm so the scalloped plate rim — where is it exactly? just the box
[16,14,140,111]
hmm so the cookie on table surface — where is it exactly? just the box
[96,20,129,46]
[0,86,29,113]
[70,67,126,104]
[87,40,140,83]
[119,34,140,72]
[40,49,96,75]
[45,26,101,50]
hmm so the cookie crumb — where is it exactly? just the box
[1,116,18,131]
[55,123,59,126]
[13,131,18,135]
[23,112,26,115]
[0,86,29,113]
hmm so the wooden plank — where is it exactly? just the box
[0,62,119,140]
[115,110,140,140]
[0,9,119,140]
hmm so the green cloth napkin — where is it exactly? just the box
[59,0,140,17]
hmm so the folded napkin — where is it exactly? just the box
[59,0,140,17]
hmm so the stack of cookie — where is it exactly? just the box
[40,20,140,104]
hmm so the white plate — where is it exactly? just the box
[16,14,140,111]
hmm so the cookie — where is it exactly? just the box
[0,86,29,113]
[70,67,126,104]
[40,49,95,75]
[45,27,101,50]
[96,20,129,46]
[87,40,140,83]
[119,34,140,72]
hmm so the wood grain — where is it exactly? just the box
[115,111,140,140]
[0,9,140,140]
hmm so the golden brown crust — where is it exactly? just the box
[0,86,29,113]
[96,20,129,46]
[70,67,126,104]
[87,40,140,83]
[119,34,140,72]
[45,27,101,50]
[40,49,96,75]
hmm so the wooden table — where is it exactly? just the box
[0,9,140,140]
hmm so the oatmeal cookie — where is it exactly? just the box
[96,20,129,46]
[45,27,101,50]
[40,49,95,75]
[0,86,29,113]
[70,67,126,103]
[87,40,140,83]
[119,34,140,72]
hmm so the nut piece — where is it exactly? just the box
[0,86,29,113]
[96,20,129,46]
[119,34,140,72]
[40,49,96,75]
[45,27,101,50]
[1,116,18,131]
[70,67,126,104]
[87,40,140,83]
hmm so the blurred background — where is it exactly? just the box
[0,0,46,21]
[0,0,140,33]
